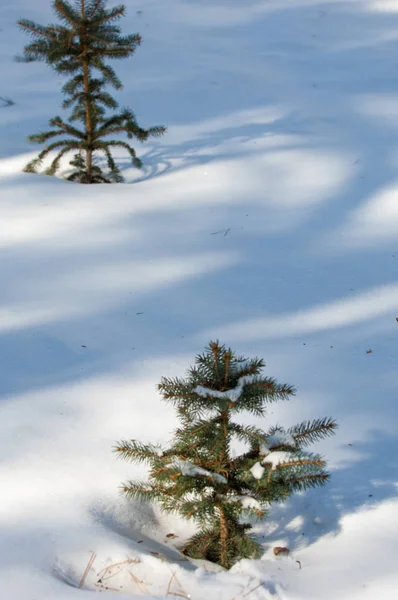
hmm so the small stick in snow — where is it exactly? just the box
[166,571,177,596]
[150,550,167,561]
[95,582,120,591]
[231,580,266,599]
[97,558,140,582]
[211,228,231,237]
[273,546,290,556]
[129,570,151,595]
[165,565,190,598]
[78,551,96,589]
[244,581,266,597]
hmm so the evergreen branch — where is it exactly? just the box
[93,109,140,136]
[47,155,70,178]
[271,457,326,471]
[66,155,113,183]
[94,91,118,109]
[17,19,57,41]
[54,0,81,27]
[28,129,65,144]
[121,482,158,502]
[99,145,124,182]
[54,58,82,73]
[23,159,41,174]
[289,418,338,447]
[62,96,76,109]
[159,377,207,402]
[264,452,327,485]
[23,139,80,172]
[249,378,296,401]
[175,418,218,440]
[68,104,87,122]
[102,140,143,169]
[88,0,104,19]
[284,472,330,491]
[62,75,84,95]
[34,139,79,155]
[91,4,126,26]
[93,125,126,137]
[228,422,266,445]
[48,116,85,139]
[85,32,115,46]
[114,440,160,464]
[44,144,77,175]
[227,449,259,471]
[91,59,122,88]
[97,43,141,58]
[145,125,168,138]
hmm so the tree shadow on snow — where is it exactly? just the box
[258,429,398,553]
[1,1,398,591]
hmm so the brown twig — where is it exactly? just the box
[224,350,231,386]
[164,562,190,599]
[231,579,266,600]
[97,558,140,581]
[243,581,266,597]
[78,551,96,589]
[129,569,151,595]
[166,571,177,596]
[94,582,120,592]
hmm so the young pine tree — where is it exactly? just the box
[115,341,337,569]
[17,0,166,183]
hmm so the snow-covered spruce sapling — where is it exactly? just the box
[115,341,337,569]
[17,0,165,183]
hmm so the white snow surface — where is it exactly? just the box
[1,0,398,599]
[260,427,297,456]
[264,429,296,450]
[237,496,262,511]
[251,462,266,480]
[262,451,296,470]
[170,458,228,484]
[194,374,257,402]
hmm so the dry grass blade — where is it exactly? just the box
[231,579,266,600]
[78,552,97,589]
[243,581,266,597]
[95,582,121,592]
[166,571,177,596]
[165,568,190,599]
[150,550,168,561]
[97,558,141,582]
[129,569,151,595]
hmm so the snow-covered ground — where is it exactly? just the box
[1,0,398,598]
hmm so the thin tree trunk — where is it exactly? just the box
[220,409,229,465]
[218,408,229,568]
[83,60,93,182]
[81,0,93,183]
[218,506,229,569]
